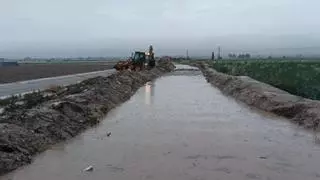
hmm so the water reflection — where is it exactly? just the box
[313,131,320,145]
[145,81,155,105]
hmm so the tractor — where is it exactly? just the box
[113,51,146,71]
[114,45,155,71]
[131,51,147,71]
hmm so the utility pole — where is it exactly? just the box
[186,49,189,60]
[211,50,215,60]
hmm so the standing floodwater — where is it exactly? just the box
[2,66,320,180]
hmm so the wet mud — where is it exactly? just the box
[2,66,320,180]
[0,60,175,175]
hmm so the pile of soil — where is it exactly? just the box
[0,62,115,84]
[0,60,175,175]
[196,62,320,130]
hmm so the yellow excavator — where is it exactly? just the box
[114,45,155,71]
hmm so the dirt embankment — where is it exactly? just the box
[0,60,175,175]
[196,63,320,130]
[0,62,115,84]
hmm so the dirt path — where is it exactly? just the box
[2,66,320,180]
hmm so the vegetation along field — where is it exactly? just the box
[208,60,320,100]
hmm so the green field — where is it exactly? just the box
[207,60,320,100]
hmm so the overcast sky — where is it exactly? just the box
[1,0,320,57]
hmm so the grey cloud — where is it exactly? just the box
[0,0,320,58]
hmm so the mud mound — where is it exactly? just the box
[0,60,175,175]
[196,62,320,130]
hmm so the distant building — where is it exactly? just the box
[0,58,19,67]
[160,56,172,61]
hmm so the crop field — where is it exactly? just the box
[208,60,320,100]
[0,62,115,84]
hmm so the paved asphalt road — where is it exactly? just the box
[0,69,116,97]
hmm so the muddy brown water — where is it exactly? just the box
[2,65,320,180]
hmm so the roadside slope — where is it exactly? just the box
[0,60,175,175]
[197,63,320,130]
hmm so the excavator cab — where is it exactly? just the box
[132,51,146,64]
[131,51,146,70]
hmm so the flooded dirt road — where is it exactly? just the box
[2,66,320,180]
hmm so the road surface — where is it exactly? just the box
[2,66,320,180]
[0,69,115,98]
